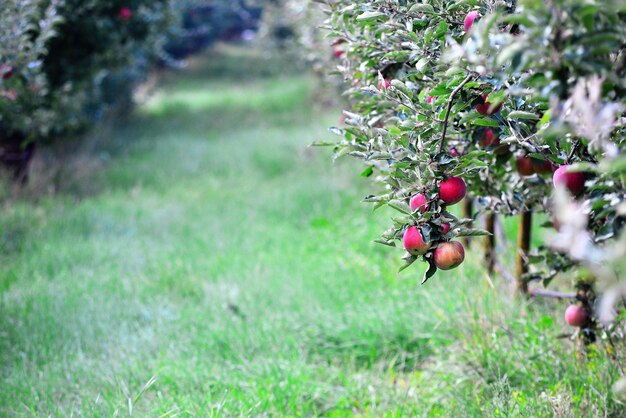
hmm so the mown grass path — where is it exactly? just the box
[1,46,623,417]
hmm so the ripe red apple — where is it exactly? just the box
[403,226,431,255]
[476,94,502,116]
[479,128,510,155]
[433,241,465,270]
[377,78,391,90]
[565,304,589,327]
[464,11,480,32]
[333,49,345,58]
[553,165,585,196]
[427,95,435,104]
[410,193,428,213]
[441,223,451,234]
[119,7,132,20]
[532,158,555,174]
[516,157,535,176]
[439,177,466,205]
[1,64,14,80]
[449,147,460,157]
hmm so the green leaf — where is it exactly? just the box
[388,199,412,215]
[421,262,437,284]
[508,111,540,120]
[456,228,492,237]
[360,166,374,177]
[356,11,386,21]
[471,117,500,127]
[408,4,435,14]
[399,254,417,272]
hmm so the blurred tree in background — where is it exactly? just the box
[0,0,262,181]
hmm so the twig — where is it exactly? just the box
[528,289,576,299]
[439,73,476,153]
[495,260,515,283]
[566,139,581,164]
[496,261,576,299]
[382,92,443,122]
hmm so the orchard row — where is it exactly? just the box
[0,0,260,181]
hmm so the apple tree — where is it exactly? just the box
[315,0,626,343]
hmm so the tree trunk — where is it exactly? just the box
[516,211,532,294]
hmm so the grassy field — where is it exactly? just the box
[1,45,624,417]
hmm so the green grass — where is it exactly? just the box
[1,45,624,417]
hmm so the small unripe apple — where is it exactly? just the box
[464,11,480,32]
[403,226,431,255]
[433,241,465,270]
[516,157,535,176]
[377,78,391,90]
[119,7,132,20]
[553,165,585,196]
[476,94,502,116]
[565,304,589,327]
[439,177,466,205]
[410,193,428,213]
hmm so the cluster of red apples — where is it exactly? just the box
[403,177,467,271]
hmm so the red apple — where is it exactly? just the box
[516,157,535,176]
[403,226,431,256]
[553,165,586,196]
[449,147,460,157]
[441,223,451,234]
[333,49,344,58]
[410,193,428,213]
[439,177,466,205]
[377,78,391,90]
[433,241,465,270]
[464,11,480,32]
[427,95,435,104]
[1,64,14,80]
[119,7,132,20]
[479,128,510,155]
[532,158,555,174]
[476,94,502,116]
[565,305,589,327]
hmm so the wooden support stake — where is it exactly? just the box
[516,211,532,295]
[484,212,496,275]
[462,198,473,247]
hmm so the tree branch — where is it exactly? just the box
[528,289,576,299]
[439,73,475,153]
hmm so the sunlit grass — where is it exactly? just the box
[0,45,624,416]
